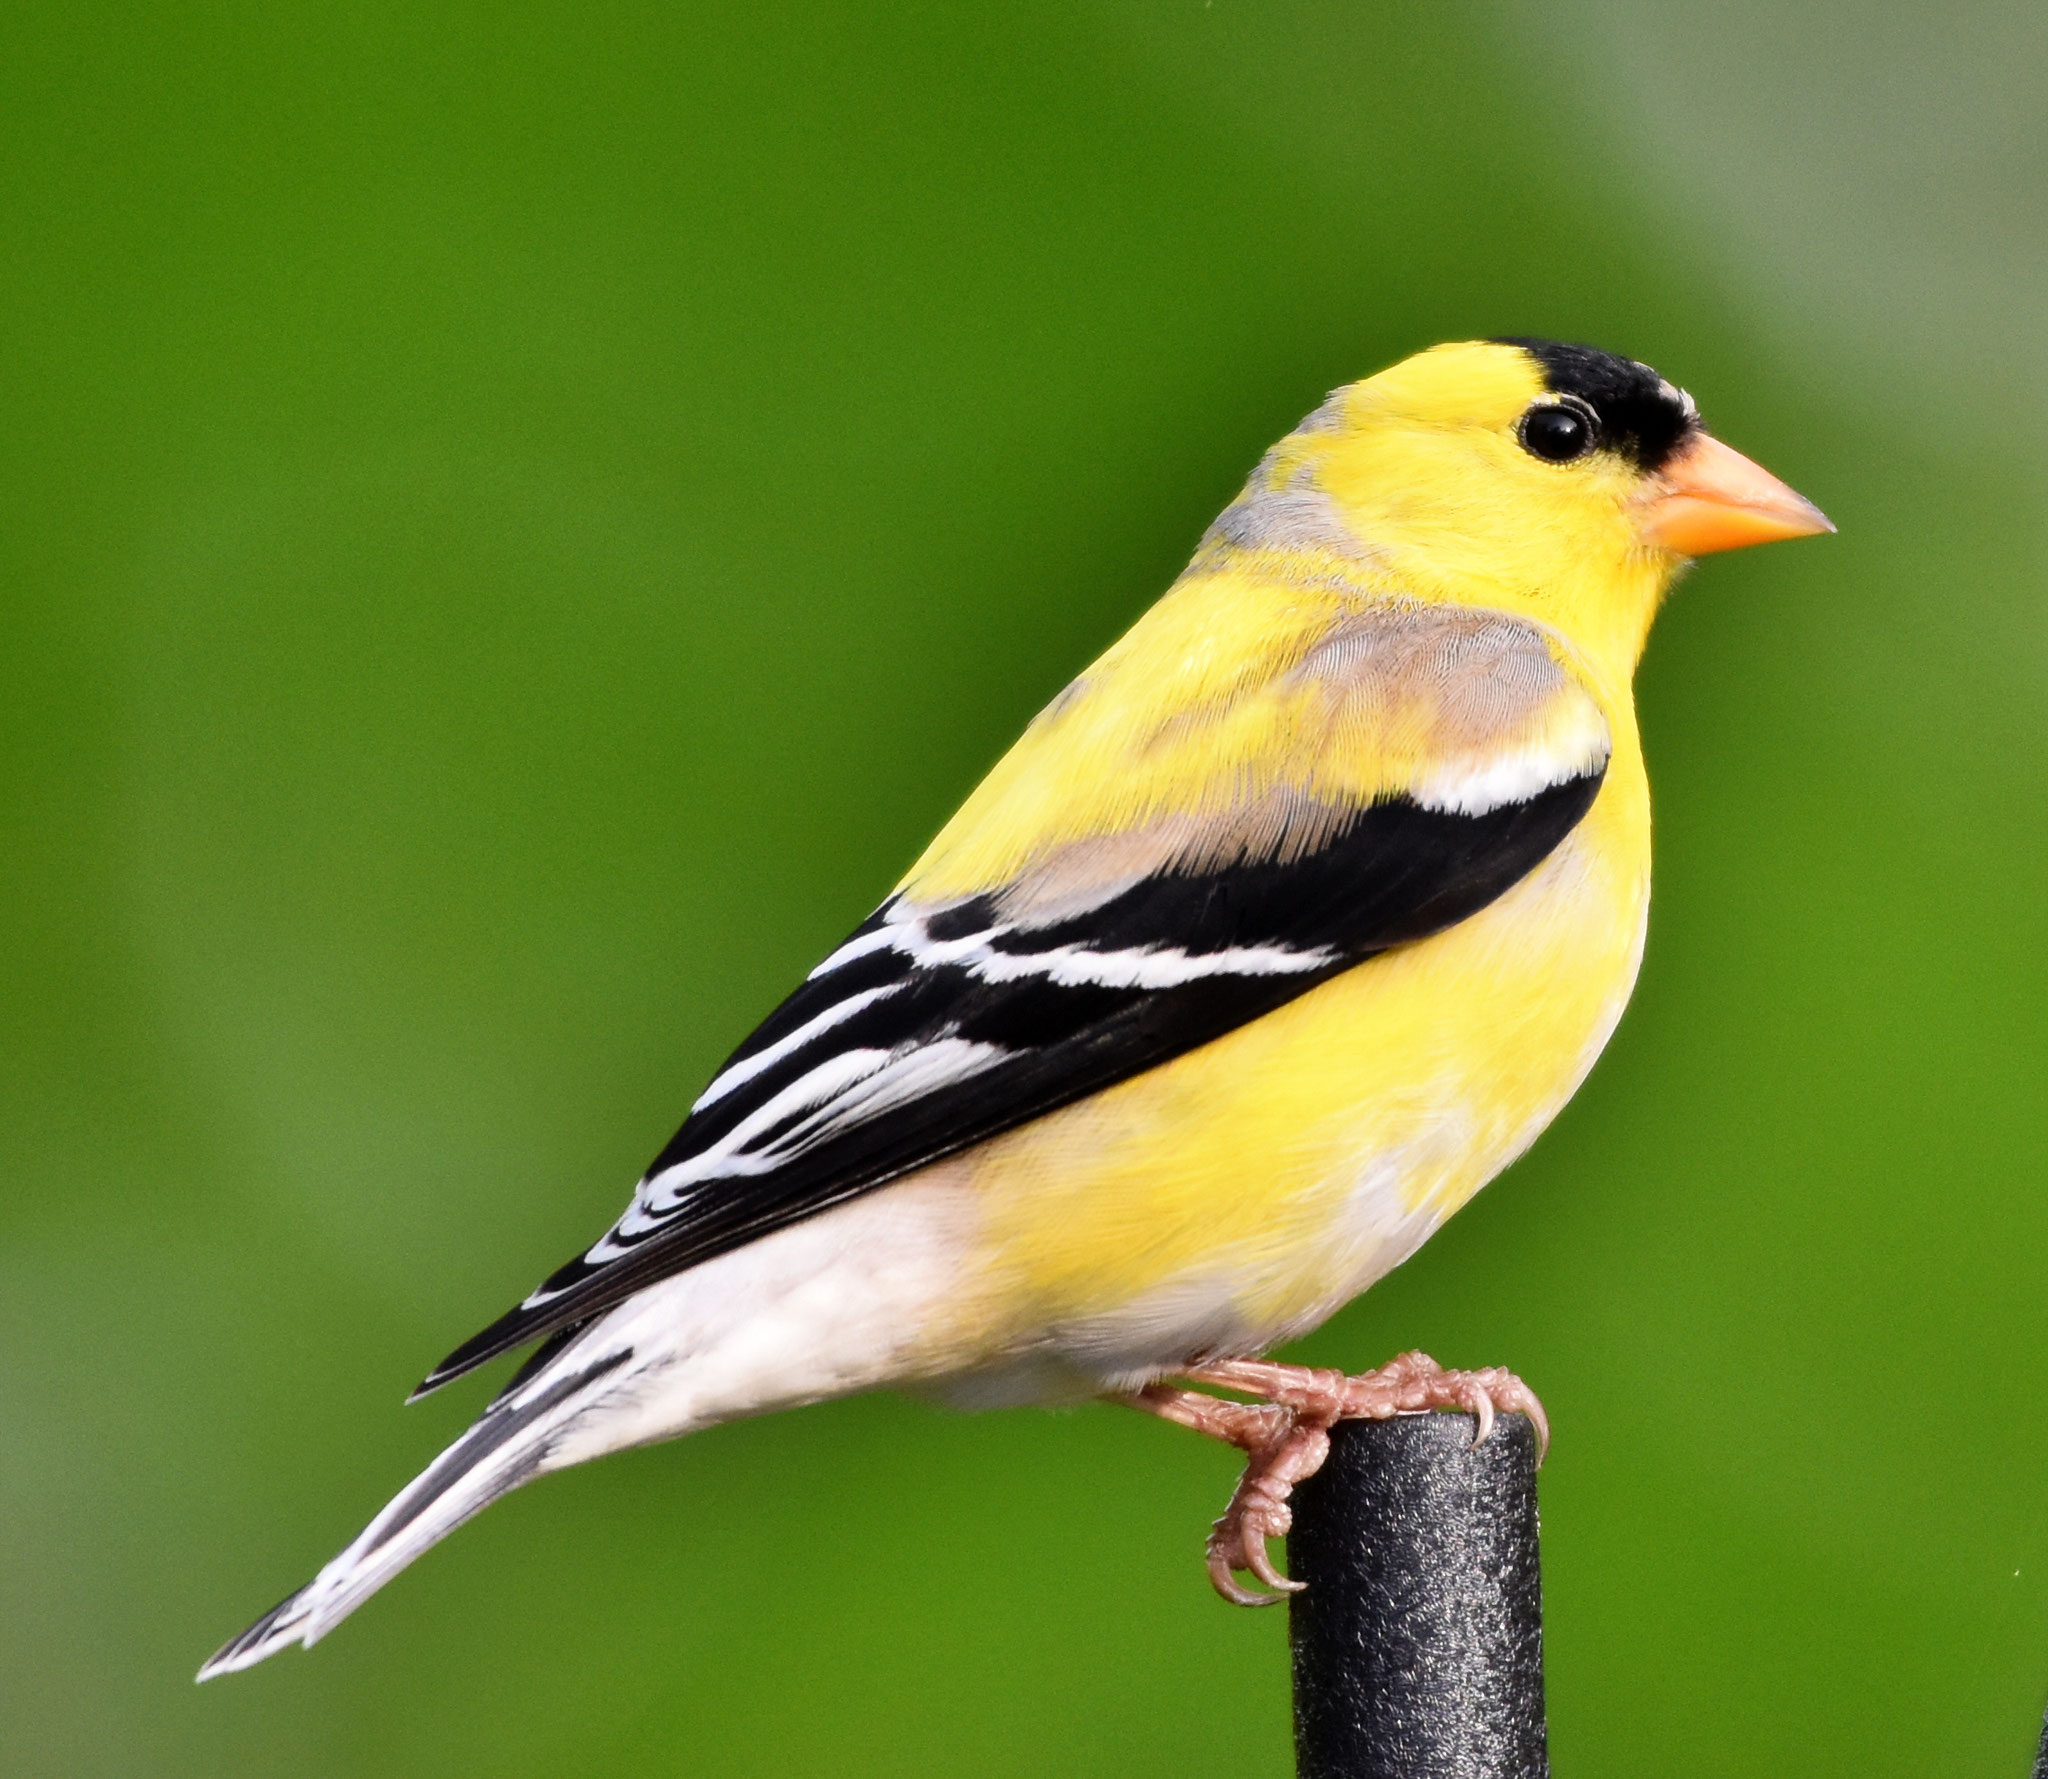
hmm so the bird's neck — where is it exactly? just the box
[1194,440,1673,694]
[1190,528,1669,702]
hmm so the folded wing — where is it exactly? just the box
[418,602,1610,1394]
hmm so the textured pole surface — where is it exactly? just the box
[1287,1411,1547,1779]
[2032,1703,2048,1779]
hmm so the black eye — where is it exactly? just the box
[1519,401,1598,464]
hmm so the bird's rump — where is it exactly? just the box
[417,599,1612,1395]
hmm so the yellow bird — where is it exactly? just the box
[201,337,1830,1674]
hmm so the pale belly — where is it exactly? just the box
[908,810,1650,1403]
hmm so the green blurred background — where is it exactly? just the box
[3,2,2044,1773]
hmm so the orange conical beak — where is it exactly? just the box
[1636,431,1835,556]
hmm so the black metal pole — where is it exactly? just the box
[1287,1411,1547,1779]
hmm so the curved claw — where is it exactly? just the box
[1471,1366,1550,1464]
[1241,1526,1306,1595]
[1467,1384,1496,1449]
[1207,1539,1287,1607]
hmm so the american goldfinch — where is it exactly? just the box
[201,337,1830,1674]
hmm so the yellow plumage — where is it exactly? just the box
[202,337,1832,1673]
[894,341,1659,1390]
[949,774,1646,1357]
[906,343,1659,901]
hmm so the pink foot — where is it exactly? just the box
[1125,1352,1547,1607]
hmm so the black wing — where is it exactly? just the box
[417,769,1603,1395]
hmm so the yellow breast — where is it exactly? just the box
[919,702,1650,1390]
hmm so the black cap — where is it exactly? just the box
[1493,338,1699,472]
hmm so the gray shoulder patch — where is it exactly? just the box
[1285,605,1611,817]
[1285,606,1578,752]
[992,605,1606,926]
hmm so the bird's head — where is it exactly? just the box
[1207,337,1831,678]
